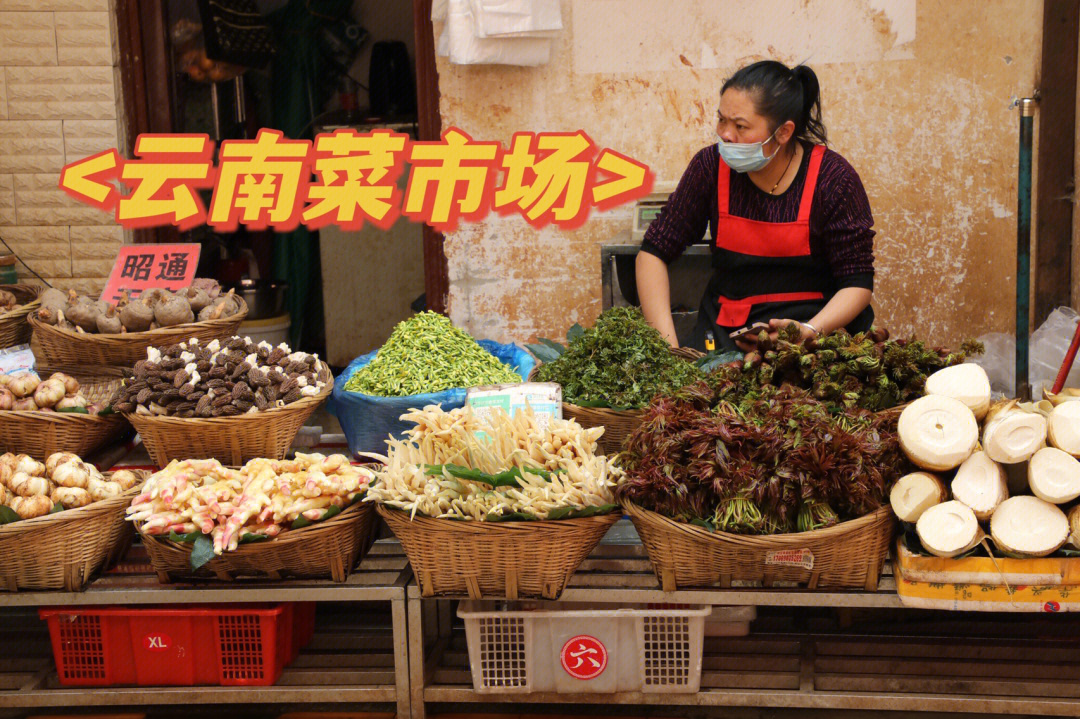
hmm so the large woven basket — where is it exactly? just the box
[0,471,149,592]
[137,499,377,583]
[528,346,703,456]
[124,362,332,467]
[378,504,619,599]
[29,297,248,366]
[0,284,41,349]
[0,366,131,459]
[625,501,895,591]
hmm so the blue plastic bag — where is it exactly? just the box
[330,339,535,458]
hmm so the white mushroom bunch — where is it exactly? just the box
[366,405,620,521]
[0,452,141,520]
[126,454,374,555]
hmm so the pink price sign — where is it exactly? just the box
[99,243,201,304]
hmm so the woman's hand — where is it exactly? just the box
[734,319,814,352]
[769,318,817,342]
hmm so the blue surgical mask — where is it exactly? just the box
[717,127,780,173]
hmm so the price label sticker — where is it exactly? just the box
[100,243,201,304]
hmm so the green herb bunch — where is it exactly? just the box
[530,307,703,410]
[710,324,985,412]
[343,311,520,397]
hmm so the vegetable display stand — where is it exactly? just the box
[529,348,701,456]
[624,502,895,591]
[378,505,619,599]
[28,297,248,366]
[0,472,149,592]
[125,362,331,466]
[137,499,377,583]
[38,602,305,686]
[458,600,711,694]
[0,284,41,349]
[0,367,130,458]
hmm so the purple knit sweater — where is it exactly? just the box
[641,141,875,289]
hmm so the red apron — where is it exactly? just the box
[712,144,827,328]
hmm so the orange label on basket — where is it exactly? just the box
[765,548,814,570]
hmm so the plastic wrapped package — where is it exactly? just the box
[970,307,1080,397]
[468,0,563,38]
[330,340,535,458]
[447,0,551,65]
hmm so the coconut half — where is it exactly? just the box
[898,395,979,471]
[925,363,992,420]
[890,471,948,523]
[989,495,1069,557]
[1048,400,1080,458]
[1028,447,1080,504]
[951,451,1008,521]
[916,500,983,558]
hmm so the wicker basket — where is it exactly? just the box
[528,346,703,456]
[625,501,895,591]
[378,504,619,599]
[137,499,377,583]
[124,363,333,467]
[0,366,131,459]
[0,471,149,592]
[0,284,42,349]
[29,297,248,366]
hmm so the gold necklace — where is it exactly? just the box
[769,147,797,194]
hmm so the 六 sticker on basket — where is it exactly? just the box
[765,548,814,570]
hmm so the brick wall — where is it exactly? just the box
[0,0,125,295]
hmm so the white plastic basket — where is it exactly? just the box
[458,601,710,694]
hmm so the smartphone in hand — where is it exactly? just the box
[728,322,770,340]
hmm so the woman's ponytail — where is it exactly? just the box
[722,60,829,146]
[791,64,827,145]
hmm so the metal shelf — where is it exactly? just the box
[0,540,411,607]
[416,612,1080,718]
[0,541,413,716]
[0,606,403,710]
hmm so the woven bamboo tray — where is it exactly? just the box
[0,366,131,459]
[0,471,149,592]
[0,284,41,349]
[29,297,248,366]
[137,499,377,583]
[378,504,619,599]
[625,501,895,591]
[528,346,703,456]
[124,362,332,467]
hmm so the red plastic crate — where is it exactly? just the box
[39,604,299,687]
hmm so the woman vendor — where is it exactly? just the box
[636,60,876,352]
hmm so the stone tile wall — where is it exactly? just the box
[0,0,124,294]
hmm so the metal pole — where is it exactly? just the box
[1017,98,1036,401]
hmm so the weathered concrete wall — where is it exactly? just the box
[435,0,1042,347]
[0,0,125,294]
